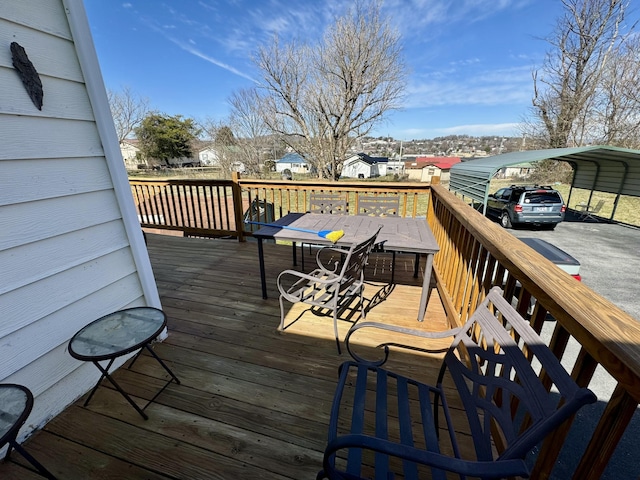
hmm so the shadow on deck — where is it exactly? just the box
[1,233,464,480]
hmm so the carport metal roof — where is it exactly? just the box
[449,145,640,220]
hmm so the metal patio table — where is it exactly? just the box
[1,384,56,479]
[68,307,180,420]
[253,213,440,322]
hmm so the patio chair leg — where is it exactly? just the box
[278,296,286,331]
[333,311,342,354]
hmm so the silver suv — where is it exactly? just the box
[487,185,566,229]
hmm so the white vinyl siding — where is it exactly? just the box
[0,0,159,444]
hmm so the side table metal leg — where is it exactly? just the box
[91,361,149,420]
[83,358,115,407]
[9,440,57,479]
[144,344,181,384]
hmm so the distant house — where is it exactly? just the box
[1,0,160,444]
[341,153,388,178]
[275,153,311,174]
[198,146,219,166]
[404,157,461,182]
[501,162,534,179]
[120,139,141,169]
[198,146,245,173]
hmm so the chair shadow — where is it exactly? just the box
[279,282,397,332]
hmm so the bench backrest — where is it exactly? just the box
[309,192,347,215]
[441,287,597,462]
[356,194,399,217]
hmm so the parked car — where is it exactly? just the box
[513,237,581,317]
[487,185,566,229]
[519,237,581,280]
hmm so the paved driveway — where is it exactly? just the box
[507,214,640,320]
[503,215,640,479]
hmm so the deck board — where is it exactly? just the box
[0,233,473,479]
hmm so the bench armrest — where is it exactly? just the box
[321,434,529,479]
[345,321,460,366]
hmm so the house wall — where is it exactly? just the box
[341,160,372,178]
[276,162,309,173]
[0,0,159,445]
[421,166,443,182]
[120,141,140,169]
[199,148,219,166]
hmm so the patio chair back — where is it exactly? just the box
[442,287,597,463]
[580,199,605,220]
[356,194,415,282]
[277,227,381,353]
[356,194,399,217]
[309,192,347,215]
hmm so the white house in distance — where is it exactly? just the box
[199,146,246,173]
[1,0,160,449]
[120,138,141,169]
[500,162,534,179]
[341,153,388,178]
[198,146,219,166]
[275,152,311,174]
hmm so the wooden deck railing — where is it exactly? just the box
[130,178,243,238]
[428,183,640,480]
[129,175,640,478]
[130,173,433,239]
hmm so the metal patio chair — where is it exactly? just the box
[300,193,349,269]
[576,199,605,221]
[318,287,597,480]
[356,194,420,282]
[277,227,381,354]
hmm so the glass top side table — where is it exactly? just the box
[68,307,180,420]
[0,384,56,479]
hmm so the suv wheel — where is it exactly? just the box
[500,212,512,228]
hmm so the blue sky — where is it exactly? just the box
[83,1,630,140]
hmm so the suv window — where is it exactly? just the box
[523,192,562,204]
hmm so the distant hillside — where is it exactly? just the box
[357,135,547,159]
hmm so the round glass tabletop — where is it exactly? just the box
[0,384,31,445]
[69,307,166,361]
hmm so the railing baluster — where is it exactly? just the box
[572,386,638,480]
[531,349,598,477]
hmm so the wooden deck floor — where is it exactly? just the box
[1,233,468,480]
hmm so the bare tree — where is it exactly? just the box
[253,0,406,178]
[592,34,640,147]
[527,0,630,147]
[107,86,150,143]
[228,88,272,176]
[199,118,240,176]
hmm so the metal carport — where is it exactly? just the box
[448,145,640,221]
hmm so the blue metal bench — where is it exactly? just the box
[317,287,597,480]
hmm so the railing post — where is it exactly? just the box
[232,172,245,242]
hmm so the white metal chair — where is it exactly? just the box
[277,227,381,353]
[576,199,605,221]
